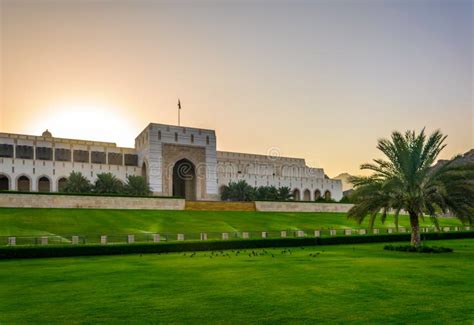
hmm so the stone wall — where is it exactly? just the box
[255,201,354,213]
[0,193,185,210]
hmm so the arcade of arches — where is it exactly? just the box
[292,188,331,201]
[0,175,67,192]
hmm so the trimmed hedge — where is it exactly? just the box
[384,244,453,253]
[1,231,473,259]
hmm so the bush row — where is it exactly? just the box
[1,231,472,259]
[0,190,181,199]
[384,244,453,253]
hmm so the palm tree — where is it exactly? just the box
[94,173,124,194]
[277,186,293,201]
[63,171,92,193]
[124,175,151,196]
[220,180,255,201]
[348,129,473,247]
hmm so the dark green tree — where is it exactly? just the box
[255,186,279,200]
[63,171,92,193]
[220,180,255,201]
[94,173,124,194]
[124,175,151,196]
[276,186,293,201]
[348,129,474,247]
[339,195,352,204]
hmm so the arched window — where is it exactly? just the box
[206,136,210,145]
[38,176,51,192]
[191,134,194,143]
[314,189,321,200]
[17,175,31,192]
[58,177,68,192]
[324,190,331,200]
[141,162,148,182]
[0,174,9,191]
[303,189,311,201]
[158,131,161,140]
[174,132,178,142]
[292,189,301,201]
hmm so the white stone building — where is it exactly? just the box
[0,123,342,201]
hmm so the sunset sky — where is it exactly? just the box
[1,0,472,176]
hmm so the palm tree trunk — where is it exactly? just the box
[409,211,421,247]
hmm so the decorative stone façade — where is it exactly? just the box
[0,122,343,201]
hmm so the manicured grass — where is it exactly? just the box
[0,239,472,323]
[0,208,463,237]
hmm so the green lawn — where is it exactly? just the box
[0,239,472,323]
[0,208,463,238]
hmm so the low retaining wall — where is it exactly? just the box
[0,193,185,210]
[186,201,256,211]
[255,201,354,213]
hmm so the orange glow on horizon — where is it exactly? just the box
[28,103,139,148]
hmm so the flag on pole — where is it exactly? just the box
[178,99,181,110]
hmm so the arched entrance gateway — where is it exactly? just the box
[0,175,9,191]
[172,159,196,200]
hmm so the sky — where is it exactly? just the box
[0,0,472,176]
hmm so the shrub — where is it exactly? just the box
[277,186,293,201]
[124,175,151,196]
[220,180,255,201]
[94,173,124,194]
[255,186,279,201]
[63,171,92,193]
[315,197,336,203]
[339,196,352,204]
[221,182,295,202]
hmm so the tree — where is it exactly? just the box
[124,175,151,196]
[220,180,255,201]
[94,173,124,194]
[339,195,352,204]
[277,186,293,201]
[255,186,279,200]
[63,171,92,193]
[348,129,474,247]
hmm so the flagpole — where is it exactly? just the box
[177,98,181,126]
